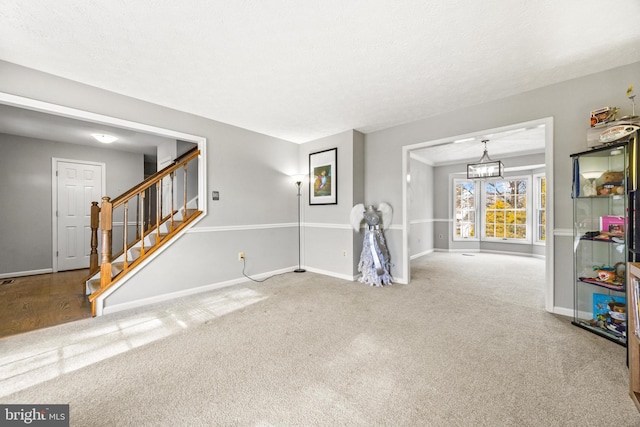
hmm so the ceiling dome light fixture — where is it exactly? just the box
[91,133,118,144]
[467,139,504,179]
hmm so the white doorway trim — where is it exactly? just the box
[0,91,207,217]
[51,158,106,273]
[401,117,555,313]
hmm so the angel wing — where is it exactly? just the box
[350,203,365,231]
[378,202,393,230]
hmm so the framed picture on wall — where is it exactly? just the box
[309,148,337,205]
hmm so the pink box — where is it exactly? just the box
[600,215,625,234]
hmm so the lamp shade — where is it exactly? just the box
[290,174,306,184]
[582,171,604,180]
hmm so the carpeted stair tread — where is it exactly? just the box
[86,278,100,295]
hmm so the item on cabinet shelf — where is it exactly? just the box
[592,293,627,338]
[600,216,625,236]
[600,125,640,144]
[582,171,603,196]
[592,264,624,284]
[602,171,624,184]
[581,231,602,239]
[597,184,625,196]
[591,107,619,127]
[581,231,624,243]
[614,262,626,283]
[583,181,598,196]
[595,266,616,283]
[622,84,637,121]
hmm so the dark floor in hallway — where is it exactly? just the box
[0,269,91,338]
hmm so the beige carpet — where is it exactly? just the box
[1,252,638,426]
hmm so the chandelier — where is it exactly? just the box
[467,139,504,179]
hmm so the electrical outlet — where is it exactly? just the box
[238,252,245,261]
[439,234,443,239]
[342,250,347,257]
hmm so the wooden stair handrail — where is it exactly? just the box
[87,147,201,316]
[111,148,199,207]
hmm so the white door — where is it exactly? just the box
[56,160,104,271]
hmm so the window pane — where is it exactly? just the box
[484,178,528,241]
[507,195,516,208]
[454,181,477,240]
[535,175,546,243]
[517,180,527,194]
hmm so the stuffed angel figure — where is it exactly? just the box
[350,203,393,286]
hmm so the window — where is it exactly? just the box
[453,179,478,240]
[482,176,531,243]
[534,174,546,244]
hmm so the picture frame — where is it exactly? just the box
[309,148,337,205]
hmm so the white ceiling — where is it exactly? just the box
[411,125,546,167]
[1,1,639,144]
[0,103,170,155]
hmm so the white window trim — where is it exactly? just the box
[452,178,479,242]
[480,175,532,244]
[533,173,546,246]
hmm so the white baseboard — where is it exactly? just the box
[434,248,480,253]
[480,249,544,258]
[410,249,434,260]
[303,266,357,282]
[552,306,572,317]
[0,268,53,279]
[102,266,297,315]
[432,248,544,259]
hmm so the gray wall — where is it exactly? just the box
[408,156,434,257]
[0,133,143,275]
[0,60,300,310]
[299,130,365,279]
[364,60,640,311]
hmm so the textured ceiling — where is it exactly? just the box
[0,104,169,155]
[411,125,546,167]
[1,1,639,143]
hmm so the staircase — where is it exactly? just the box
[85,148,201,316]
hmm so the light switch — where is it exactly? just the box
[212,191,219,200]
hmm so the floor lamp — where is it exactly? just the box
[291,175,306,273]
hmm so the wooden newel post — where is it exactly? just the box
[100,196,113,290]
[89,201,100,273]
